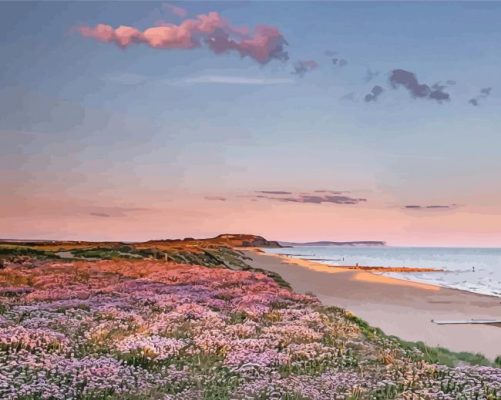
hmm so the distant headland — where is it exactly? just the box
[279,240,386,247]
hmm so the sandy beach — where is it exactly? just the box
[242,249,501,360]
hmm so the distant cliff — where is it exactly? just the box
[213,234,282,248]
[280,241,386,247]
[144,234,282,248]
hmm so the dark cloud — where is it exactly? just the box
[429,89,450,101]
[313,190,346,194]
[280,194,365,205]
[90,212,111,218]
[292,60,318,77]
[254,190,366,205]
[389,69,450,102]
[431,82,446,91]
[332,58,348,67]
[326,51,347,67]
[390,70,429,97]
[404,204,457,210]
[469,87,492,106]
[432,81,456,92]
[256,190,293,195]
[204,196,227,201]
[364,85,384,102]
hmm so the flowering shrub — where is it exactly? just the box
[0,326,69,353]
[116,335,187,361]
[0,259,499,399]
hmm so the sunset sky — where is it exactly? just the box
[2,1,501,246]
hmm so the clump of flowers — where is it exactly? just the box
[0,258,499,399]
[116,335,187,361]
[0,326,69,353]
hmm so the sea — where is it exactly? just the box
[263,246,501,297]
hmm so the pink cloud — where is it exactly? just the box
[164,3,188,18]
[76,12,288,64]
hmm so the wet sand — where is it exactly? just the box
[242,249,501,360]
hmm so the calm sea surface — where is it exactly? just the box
[264,246,501,297]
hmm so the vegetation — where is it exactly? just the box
[0,246,60,260]
[345,312,498,368]
[0,238,499,399]
[0,239,288,288]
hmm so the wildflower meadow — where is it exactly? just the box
[0,258,499,399]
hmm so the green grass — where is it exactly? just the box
[201,368,240,400]
[228,311,247,324]
[495,356,501,367]
[395,338,492,367]
[70,248,141,260]
[248,266,292,289]
[343,312,386,340]
[0,246,59,259]
[344,311,497,367]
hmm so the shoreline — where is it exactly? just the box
[271,253,444,273]
[241,248,501,360]
[263,249,499,298]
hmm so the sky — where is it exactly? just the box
[1,1,501,246]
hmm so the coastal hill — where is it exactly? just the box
[1,236,387,251]
[1,233,499,399]
[1,235,391,271]
[0,234,282,272]
[0,234,281,249]
[280,240,386,247]
[146,234,282,248]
